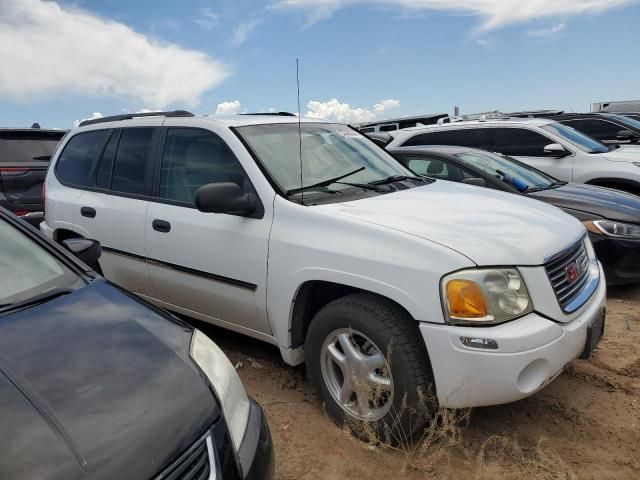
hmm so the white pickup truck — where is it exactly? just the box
[41,111,606,437]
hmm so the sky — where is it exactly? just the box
[0,0,639,128]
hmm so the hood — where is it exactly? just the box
[602,144,640,162]
[316,181,585,265]
[0,280,218,480]
[529,183,640,224]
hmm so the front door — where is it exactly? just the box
[144,126,272,335]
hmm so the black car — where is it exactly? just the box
[0,207,274,480]
[0,126,67,226]
[389,145,640,285]
[513,112,640,146]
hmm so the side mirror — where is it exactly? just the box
[195,182,257,215]
[461,177,487,187]
[544,143,570,158]
[62,238,102,270]
[617,129,639,141]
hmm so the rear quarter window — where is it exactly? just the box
[55,130,112,187]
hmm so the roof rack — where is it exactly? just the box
[508,110,565,118]
[78,110,194,127]
[239,112,297,117]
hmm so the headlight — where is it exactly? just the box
[441,268,533,325]
[584,220,640,239]
[190,329,250,451]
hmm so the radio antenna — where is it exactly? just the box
[296,58,304,205]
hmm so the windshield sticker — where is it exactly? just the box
[335,130,364,139]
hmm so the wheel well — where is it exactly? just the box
[289,281,413,349]
[586,178,640,196]
[54,228,81,244]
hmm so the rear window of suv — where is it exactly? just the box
[0,131,64,163]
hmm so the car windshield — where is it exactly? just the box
[540,122,609,153]
[0,218,78,307]
[603,113,640,131]
[236,123,412,196]
[455,151,558,192]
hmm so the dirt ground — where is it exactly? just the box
[196,284,640,480]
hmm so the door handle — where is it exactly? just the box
[152,219,171,233]
[80,206,96,218]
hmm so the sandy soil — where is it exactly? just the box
[195,283,640,480]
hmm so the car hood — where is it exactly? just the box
[602,144,640,162]
[316,181,585,265]
[528,183,640,224]
[0,280,218,480]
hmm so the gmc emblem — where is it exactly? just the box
[565,262,581,284]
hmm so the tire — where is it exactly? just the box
[305,293,435,443]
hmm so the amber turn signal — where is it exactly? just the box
[446,279,488,319]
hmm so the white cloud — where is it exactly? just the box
[195,7,220,30]
[232,18,263,46]
[272,0,635,30]
[527,22,567,37]
[73,112,103,128]
[305,98,401,123]
[0,0,230,107]
[215,100,242,115]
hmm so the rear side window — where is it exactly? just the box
[111,128,154,195]
[492,128,552,157]
[0,132,64,163]
[438,129,492,149]
[561,119,621,141]
[402,131,439,147]
[56,130,111,187]
[159,128,249,204]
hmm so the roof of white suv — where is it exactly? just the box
[399,117,556,134]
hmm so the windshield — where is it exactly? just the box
[456,151,557,191]
[541,122,609,153]
[603,113,640,131]
[236,123,411,196]
[0,219,78,306]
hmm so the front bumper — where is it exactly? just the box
[591,233,640,285]
[420,267,606,408]
[237,399,275,480]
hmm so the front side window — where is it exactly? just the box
[159,128,249,204]
[455,151,555,191]
[236,123,410,196]
[401,131,439,147]
[56,130,112,187]
[540,122,608,153]
[492,128,552,157]
[111,127,154,195]
[0,219,78,307]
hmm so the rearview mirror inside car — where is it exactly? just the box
[62,238,102,271]
[616,129,639,141]
[543,143,570,158]
[195,182,257,216]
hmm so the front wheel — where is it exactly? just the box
[305,293,435,442]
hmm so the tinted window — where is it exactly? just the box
[540,123,608,153]
[56,130,111,187]
[562,119,621,141]
[111,128,154,195]
[159,128,249,204]
[438,129,492,149]
[492,128,551,157]
[402,131,439,147]
[379,124,398,132]
[95,130,119,189]
[404,156,472,181]
[0,132,64,163]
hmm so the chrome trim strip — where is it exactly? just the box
[542,233,587,265]
[563,260,600,313]
[154,431,216,480]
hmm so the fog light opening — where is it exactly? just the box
[460,337,498,350]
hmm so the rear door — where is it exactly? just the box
[0,130,64,222]
[73,122,160,296]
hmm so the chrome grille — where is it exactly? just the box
[545,238,590,312]
[154,433,216,480]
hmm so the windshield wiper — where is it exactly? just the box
[286,167,366,195]
[526,181,567,193]
[0,288,74,314]
[368,175,429,186]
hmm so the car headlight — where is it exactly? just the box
[190,329,250,451]
[441,268,533,325]
[584,220,640,239]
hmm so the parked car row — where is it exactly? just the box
[34,110,607,443]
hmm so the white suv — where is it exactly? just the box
[388,117,640,195]
[41,111,606,436]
